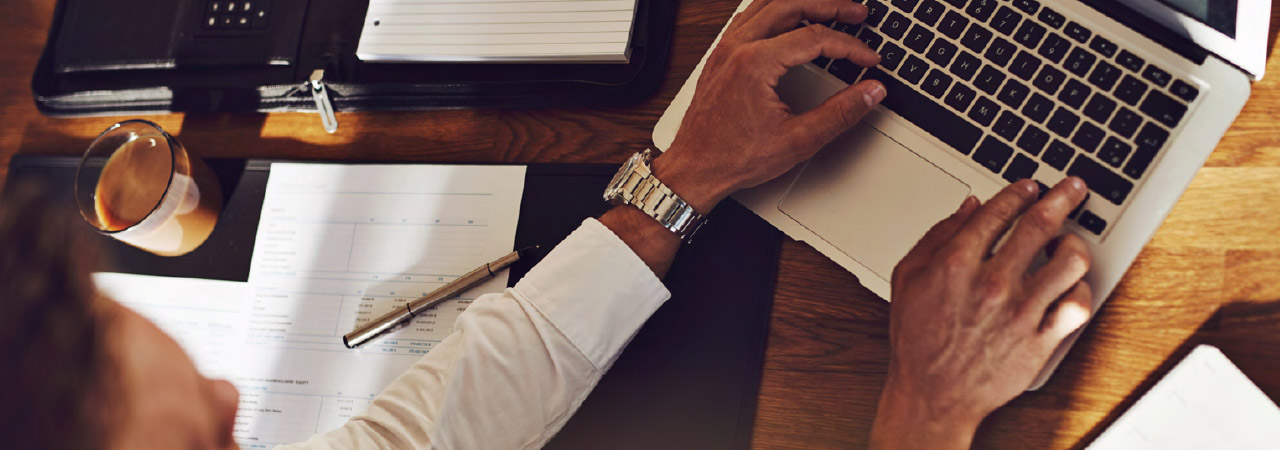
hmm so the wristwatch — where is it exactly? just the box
[603,149,707,242]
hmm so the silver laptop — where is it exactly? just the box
[654,0,1266,388]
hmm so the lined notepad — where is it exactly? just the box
[357,0,637,63]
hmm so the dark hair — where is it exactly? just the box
[0,182,112,449]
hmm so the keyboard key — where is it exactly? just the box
[994,111,1025,140]
[1089,35,1117,57]
[892,0,921,13]
[1071,121,1105,153]
[1116,49,1144,72]
[942,0,966,8]
[1017,125,1051,155]
[880,42,907,70]
[828,59,862,83]
[1140,90,1187,127]
[1077,210,1106,235]
[965,0,997,22]
[1057,78,1091,109]
[973,136,1014,173]
[1068,157,1132,204]
[1087,61,1121,90]
[1141,65,1171,87]
[1047,107,1079,137]
[833,21,859,36]
[961,26,994,52]
[858,28,885,51]
[899,54,930,84]
[938,11,970,39]
[883,12,911,40]
[1064,21,1091,43]
[984,37,1017,67]
[1083,93,1117,123]
[1170,79,1199,102]
[1042,139,1075,170]
[974,65,1006,94]
[1036,180,1052,200]
[926,38,958,66]
[1114,74,1148,105]
[949,51,982,80]
[968,96,1001,126]
[945,83,977,111]
[914,0,946,26]
[1012,0,1039,15]
[991,6,1022,35]
[1037,8,1064,28]
[1013,20,1046,48]
[1003,153,1039,182]
[1108,107,1141,138]
[1022,92,1054,123]
[865,68,984,154]
[1033,65,1065,95]
[1063,47,1096,77]
[1098,136,1132,167]
[866,0,888,26]
[812,55,832,69]
[904,25,936,53]
[1124,123,1168,178]
[922,69,953,98]
[1009,51,1041,81]
[997,79,1030,108]
[1069,192,1089,219]
[1037,33,1071,64]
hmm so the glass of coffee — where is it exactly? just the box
[74,120,223,256]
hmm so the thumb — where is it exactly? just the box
[788,79,886,151]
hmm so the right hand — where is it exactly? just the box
[870,178,1096,449]
[653,0,885,214]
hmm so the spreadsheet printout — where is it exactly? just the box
[96,162,526,448]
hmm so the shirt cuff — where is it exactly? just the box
[513,218,671,372]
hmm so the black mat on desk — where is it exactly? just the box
[5,154,781,450]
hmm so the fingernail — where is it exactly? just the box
[1022,179,1038,196]
[1069,176,1086,192]
[957,195,978,213]
[864,82,886,107]
[1059,302,1091,332]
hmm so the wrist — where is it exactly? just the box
[650,149,734,215]
[870,379,981,450]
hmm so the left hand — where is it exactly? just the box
[653,0,885,213]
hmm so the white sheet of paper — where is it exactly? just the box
[95,162,526,448]
[356,0,636,62]
[1087,344,1280,450]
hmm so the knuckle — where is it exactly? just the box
[1022,205,1061,236]
[975,271,1009,306]
[941,248,972,277]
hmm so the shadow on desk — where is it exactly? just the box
[1067,300,1280,449]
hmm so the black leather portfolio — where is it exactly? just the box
[33,0,677,118]
[4,154,780,450]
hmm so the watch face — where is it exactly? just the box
[604,151,643,204]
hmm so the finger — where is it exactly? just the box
[725,0,776,36]
[1023,233,1091,314]
[989,177,1089,275]
[738,0,868,41]
[948,179,1040,259]
[783,79,886,150]
[1038,281,1093,346]
[894,196,979,282]
[758,24,881,73]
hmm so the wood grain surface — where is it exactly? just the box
[3,0,1279,448]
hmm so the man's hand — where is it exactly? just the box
[652,0,885,214]
[870,178,1095,450]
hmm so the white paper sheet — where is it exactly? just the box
[95,162,526,448]
[356,0,636,62]
[1087,344,1280,450]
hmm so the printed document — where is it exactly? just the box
[95,163,526,448]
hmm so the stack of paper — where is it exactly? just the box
[357,0,636,62]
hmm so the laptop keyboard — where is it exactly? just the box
[806,0,1200,237]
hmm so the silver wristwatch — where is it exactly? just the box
[603,149,707,242]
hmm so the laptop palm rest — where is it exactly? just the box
[778,123,971,283]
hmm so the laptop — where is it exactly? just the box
[653,0,1266,389]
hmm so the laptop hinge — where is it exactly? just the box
[306,69,338,134]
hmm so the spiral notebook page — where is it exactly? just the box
[357,0,636,62]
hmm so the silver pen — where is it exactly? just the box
[343,246,538,348]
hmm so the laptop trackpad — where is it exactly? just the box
[779,123,971,283]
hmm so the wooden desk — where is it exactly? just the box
[3,0,1278,448]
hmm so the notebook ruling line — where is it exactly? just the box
[357,0,637,63]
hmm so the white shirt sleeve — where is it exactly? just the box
[275,218,670,450]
